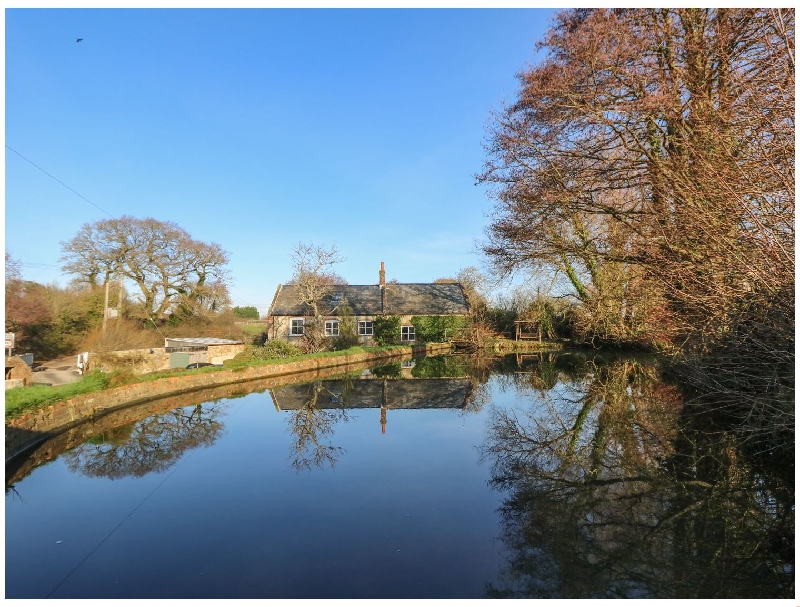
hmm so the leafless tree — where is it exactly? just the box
[479,8,793,352]
[478,9,794,427]
[60,216,231,321]
[5,252,21,284]
[5,252,53,344]
[288,242,346,352]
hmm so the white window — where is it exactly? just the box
[358,321,374,336]
[290,318,305,336]
[401,325,415,342]
[325,320,340,336]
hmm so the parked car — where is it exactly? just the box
[186,362,216,369]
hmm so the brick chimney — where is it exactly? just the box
[379,262,386,313]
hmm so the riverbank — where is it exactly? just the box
[6,343,452,462]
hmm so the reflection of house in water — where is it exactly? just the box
[269,378,473,434]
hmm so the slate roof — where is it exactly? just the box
[268,283,470,317]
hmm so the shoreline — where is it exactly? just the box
[6,343,452,463]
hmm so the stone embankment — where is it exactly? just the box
[5,344,451,462]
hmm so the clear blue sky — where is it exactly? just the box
[5,8,556,316]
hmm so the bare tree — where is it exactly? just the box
[5,252,21,284]
[288,242,346,352]
[4,252,54,348]
[478,8,794,353]
[435,266,490,309]
[60,216,231,321]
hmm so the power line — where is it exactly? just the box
[45,450,190,598]
[21,262,61,270]
[6,146,264,324]
[5,145,115,218]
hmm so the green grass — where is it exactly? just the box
[239,324,267,336]
[5,345,415,420]
[5,370,110,419]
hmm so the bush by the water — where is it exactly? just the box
[411,315,469,343]
[231,341,304,364]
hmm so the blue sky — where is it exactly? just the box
[5,8,556,316]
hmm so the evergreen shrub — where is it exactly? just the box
[373,315,401,346]
[410,315,469,343]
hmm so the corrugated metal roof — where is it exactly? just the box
[268,283,470,317]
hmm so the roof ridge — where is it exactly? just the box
[278,282,463,287]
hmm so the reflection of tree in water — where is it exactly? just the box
[489,351,583,397]
[462,378,490,415]
[286,381,351,472]
[282,360,493,470]
[482,357,794,599]
[62,403,227,480]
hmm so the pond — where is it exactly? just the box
[5,352,794,599]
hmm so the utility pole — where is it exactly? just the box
[117,275,124,313]
[102,279,110,333]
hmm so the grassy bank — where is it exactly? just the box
[5,345,412,421]
[5,371,111,419]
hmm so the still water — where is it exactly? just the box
[5,353,794,599]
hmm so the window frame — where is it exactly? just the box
[325,320,340,336]
[289,318,305,336]
[357,320,374,336]
[401,325,416,342]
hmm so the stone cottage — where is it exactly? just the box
[266,262,471,344]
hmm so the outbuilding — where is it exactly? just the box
[164,337,245,368]
[5,356,32,389]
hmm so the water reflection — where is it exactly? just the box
[481,354,794,599]
[6,356,484,484]
[276,380,353,471]
[270,359,480,471]
[61,402,227,479]
[5,356,426,488]
[4,352,792,599]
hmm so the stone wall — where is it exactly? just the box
[270,314,374,345]
[6,343,452,461]
[5,356,32,388]
[270,314,467,345]
[90,348,170,374]
[89,344,246,373]
[207,343,246,365]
